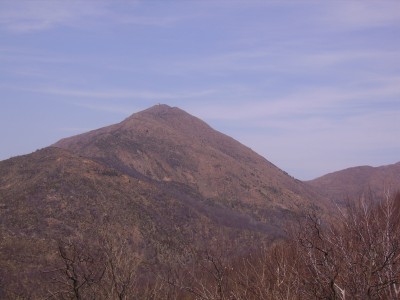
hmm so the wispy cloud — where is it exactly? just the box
[0,50,76,64]
[320,1,400,31]
[115,14,189,27]
[227,105,400,180]
[151,42,400,80]
[14,86,216,100]
[73,102,140,115]
[58,127,94,133]
[193,78,400,123]
[0,0,191,33]
[0,0,108,33]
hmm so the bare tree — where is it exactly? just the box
[46,240,106,300]
[296,192,400,299]
[100,231,143,300]
[19,193,400,300]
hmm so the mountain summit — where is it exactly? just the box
[54,104,325,215]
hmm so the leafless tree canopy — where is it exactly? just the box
[3,193,400,300]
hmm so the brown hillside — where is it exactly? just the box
[54,104,327,216]
[0,147,280,297]
[0,105,332,297]
[307,162,400,203]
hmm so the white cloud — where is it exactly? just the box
[156,45,400,79]
[73,102,138,115]
[15,86,216,100]
[0,0,108,33]
[230,108,400,180]
[0,0,192,33]
[321,1,400,31]
[0,50,76,64]
[192,77,400,123]
[58,127,94,133]
[0,81,216,101]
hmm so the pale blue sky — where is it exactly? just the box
[1,0,399,180]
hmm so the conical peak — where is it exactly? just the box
[141,104,181,116]
[144,104,174,112]
[125,104,204,126]
[118,104,222,146]
[124,104,189,121]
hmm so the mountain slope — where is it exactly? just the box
[307,162,400,203]
[0,147,280,297]
[54,104,327,216]
[0,104,331,297]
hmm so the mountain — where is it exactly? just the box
[307,162,400,203]
[0,104,329,297]
[54,104,326,217]
[1,146,284,297]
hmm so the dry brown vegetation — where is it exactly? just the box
[307,163,400,204]
[1,105,399,299]
[2,192,399,299]
[54,104,329,216]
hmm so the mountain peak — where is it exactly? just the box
[121,104,195,127]
[131,104,184,119]
[145,103,174,111]
[53,104,326,214]
[120,104,211,138]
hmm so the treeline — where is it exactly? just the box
[3,193,400,299]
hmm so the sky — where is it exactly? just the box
[1,0,399,180]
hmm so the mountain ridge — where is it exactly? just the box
[307,161,400,203]
[53,104,327,213]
